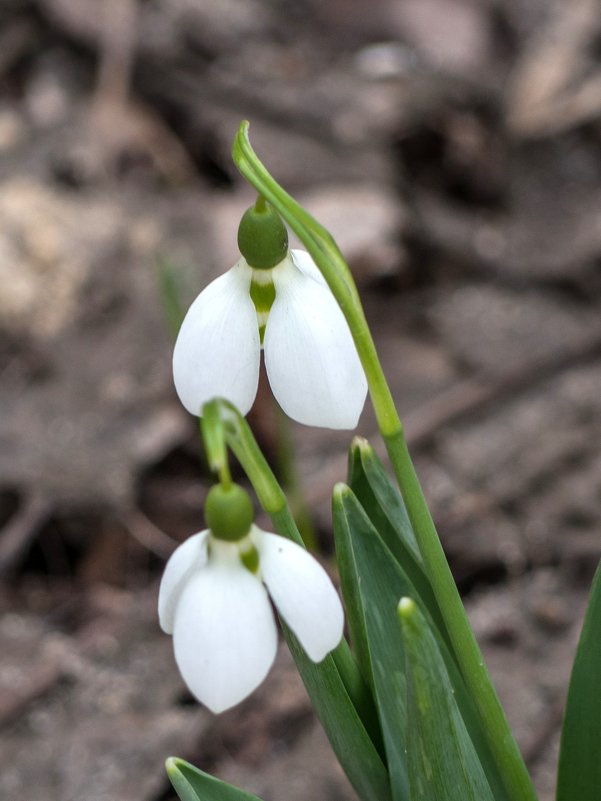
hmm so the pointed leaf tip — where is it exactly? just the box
[165,756,179,775]
[351,435,371,454]
[333,481,351,501]
[398,597,416,619]
[166,756,266,801]
[399,600,496,801]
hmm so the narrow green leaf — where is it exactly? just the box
[347,438,449,644]
[333,485,410,801]
[348,437,421,563]
[556,560,601,801]
[166,757,264,801]
[283,628,393,801]
[156,256,187,339]
[333,484,510,801]
[398,598,495,801]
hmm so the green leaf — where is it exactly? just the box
[556,560,601,801]
[166,757,264,801]
[348,437,421,563]
[333,484,510,801]
[398,598,496,801]
[347,438,449,644]
[283,629,393,801]
[333,485,410,801]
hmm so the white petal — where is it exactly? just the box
[290,248,327,285]
[158,531,208,634]
[173,261,260,416]
[173,559,277,713]
[256,529,344,662]
[264,255,367,429]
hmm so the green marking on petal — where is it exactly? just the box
[250,278,276,312]
[240,542,260,574]
[250,277,276,345]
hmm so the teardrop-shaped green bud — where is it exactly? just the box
[237,197,288,270]
[205,483,254,542]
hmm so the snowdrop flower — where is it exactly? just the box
[173,199,367,429]
[158,483,344,713]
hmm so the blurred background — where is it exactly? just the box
[1,0,601,799]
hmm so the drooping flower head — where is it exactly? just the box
[173,199,367,429]
[158,482,344,713]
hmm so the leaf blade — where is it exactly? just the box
[348,437,421,564]
[333,484,411,801]
[166,758,264,801]
[283,628,393,801]
[398,598,496,801]
[556,560,601,801]
[347,439,448,643]
[333,484,510,801]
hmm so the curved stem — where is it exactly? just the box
[233,123,400,438]
[218,400,293,531]
[200,400,231,488]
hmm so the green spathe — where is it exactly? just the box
[166,757,265,801]
[237,197,288,269]
[205,483,254,542]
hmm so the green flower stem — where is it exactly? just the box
[219,399,289,527]
[200,400,232,488]
[386,431,538,801]
[232,122,538,801]
[217,399,383,749]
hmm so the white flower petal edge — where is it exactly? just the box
[255,528,344,662]
[158,531,209,634]
[173,544,278,713]
[264,252,367,429]
[173,260,260,417]
[290,248,327,286]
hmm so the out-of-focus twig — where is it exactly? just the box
[121,509,179,560]
[507,0,601,137]
[0,493,51,576]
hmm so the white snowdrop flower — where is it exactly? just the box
[172,199,367,429]
[158,483,345,713]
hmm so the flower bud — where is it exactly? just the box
[205,483,254,542]
[237,198,288,270]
